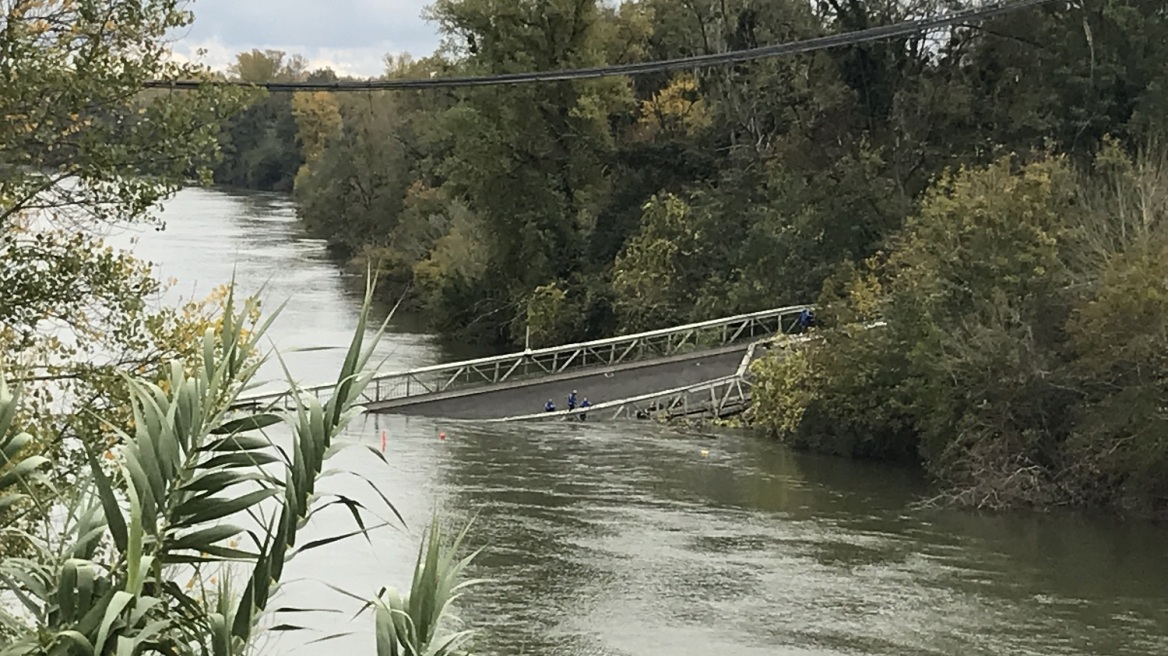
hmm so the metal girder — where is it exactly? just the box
[232,304,811,411]
[479,375,753,423]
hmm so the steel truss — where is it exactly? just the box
[233,305,810,411]
[477,375,751,423]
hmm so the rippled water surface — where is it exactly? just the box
[127,189,1168,656]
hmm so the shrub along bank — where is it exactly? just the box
[750,147,1168,516]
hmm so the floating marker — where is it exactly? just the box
[700,449,709,457]
[381,430,387,452]
[439,431,447,441]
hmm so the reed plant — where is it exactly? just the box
[0,281,481,655]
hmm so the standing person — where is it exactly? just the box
[545,399,556,412]
[796,308,815,332]
[567,390,578,411]
[579,397,591,421]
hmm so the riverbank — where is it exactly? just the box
[745,152,1168,519]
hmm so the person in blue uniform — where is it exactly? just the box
[579,397,591,421]
[545,399,556,412]
[567,390,578,411]
[796,308,815,332]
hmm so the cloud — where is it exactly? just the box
[173,0,443,77]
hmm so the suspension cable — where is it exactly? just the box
[145,0,1056,92]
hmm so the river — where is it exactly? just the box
[117,188,1168,656]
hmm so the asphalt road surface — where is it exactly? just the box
[377,350,746,420]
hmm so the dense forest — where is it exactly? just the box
[212,0,1168,513]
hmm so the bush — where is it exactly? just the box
[750,149,1168,513]
[750,327,918,461]
[1065,243,1168,511]
[521,282,581,348]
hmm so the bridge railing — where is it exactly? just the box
[234,305,810,411]
[479,374,752,423]
[476,321,879,424]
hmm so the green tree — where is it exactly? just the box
[611,193,711,331]
[1064,245,1168,509]
[0,0,248,517]
[293,56,461,308]
[295,92,414,254]
[230,49,308,83]
[1059,143,1168,511]
[750,264,917,461]
[0,0,238,221]
[213,50,306,191]
[876,157,1082,493]
[523,282,588,348]
[962,0,1168,157]
[291,90,343,187]
[752,157,1084,502]
[428,0,635,344]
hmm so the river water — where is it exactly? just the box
[118,188,1168,656]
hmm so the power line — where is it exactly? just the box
[146,0,1055,92]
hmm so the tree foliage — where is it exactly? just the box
[0,0,239,224]
[0,0,252,537]
[291,91,343,185]
[612,193,709,332]
[211,50,309,191]
[751,148,1168,514]
[211,0,1168,511]
[272,0,1168,350]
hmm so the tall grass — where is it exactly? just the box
[0,280,481,655]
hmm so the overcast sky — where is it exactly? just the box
[172,0,443,77]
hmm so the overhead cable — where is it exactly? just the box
[145,0,1055,92]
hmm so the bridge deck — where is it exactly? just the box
[371,350,745,420]
[232,305,810,413]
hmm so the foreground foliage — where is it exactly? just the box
[0,287,481,654]
[370,520,484,656]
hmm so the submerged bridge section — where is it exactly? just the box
[234,305,810,420]
[487,332,816,424]
[390,347,747,420]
